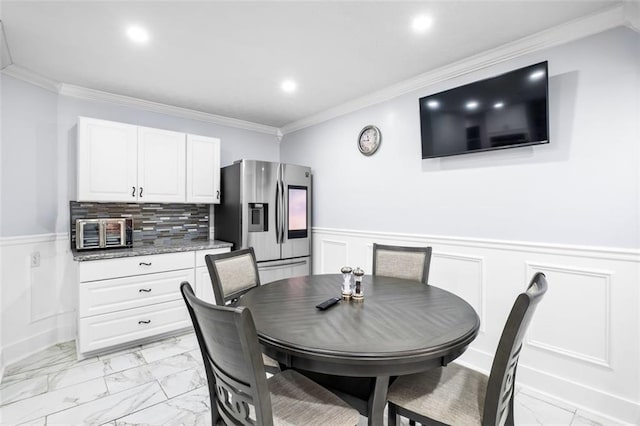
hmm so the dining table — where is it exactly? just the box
[239,273,480,426]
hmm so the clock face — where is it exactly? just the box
[358,125,381,155]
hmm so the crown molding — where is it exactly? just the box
[280,4,629,135]
[1,64,60,93]
[58,84,279,135]
[1,64,279,136]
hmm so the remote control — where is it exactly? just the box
[316,297,341,310]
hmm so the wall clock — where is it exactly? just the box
[357,125,381,156]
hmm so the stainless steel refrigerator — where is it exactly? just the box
[214,160,311,283]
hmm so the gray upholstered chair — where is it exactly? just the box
[205,247,280,374]
[180,282,360,426]
[372,243,433,284]
[386,272,548,426]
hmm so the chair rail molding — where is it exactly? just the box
[312,227,639,425]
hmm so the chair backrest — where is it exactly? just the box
[372,243,433,284]
[482,272,548,426]
[180,281,273,426]
[205,247,261,305]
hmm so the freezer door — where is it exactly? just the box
[242,160,281,262]
[281,164,311,260]
[257,257,310,284]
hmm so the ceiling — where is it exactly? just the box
[0,1,620,130]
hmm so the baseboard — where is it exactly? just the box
[2,321,76,369]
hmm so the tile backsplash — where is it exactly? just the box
[70,202,209,248]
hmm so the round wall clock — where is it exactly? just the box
[357,125,382,156]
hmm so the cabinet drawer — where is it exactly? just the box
[79,252,194,282]
[77,299,191,354]
[79,269,195,317]
[195,247,230,268]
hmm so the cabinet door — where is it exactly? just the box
[195,266,217,304]
[186,134,220,203]
[77,117,138,201]
[137,126,186,203]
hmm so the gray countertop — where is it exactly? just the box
[72,239,233,261]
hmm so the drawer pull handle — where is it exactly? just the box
[139,288,152,293]
[138,320,151,325]
[139,262,152,266]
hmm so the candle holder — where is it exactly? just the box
[340,266,353,300]
[352,267,365,302]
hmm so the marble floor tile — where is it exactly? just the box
[571,410,622,426]
[46,381,166,425]
[158,367,207,399]
[114,385,210,426]
[0,333,620,426]
[514,391,576,425]
[16,417,46,426]
[3,341,77,377]
[47,351,146,392]
[0,377,108,425]
[139,336,195,364]
[0,374,48,405]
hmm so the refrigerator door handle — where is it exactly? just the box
[279,175,285,243]
[274,179,281,244]
[258,260,308,270]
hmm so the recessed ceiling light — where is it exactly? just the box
[427,100,439,109]
[281,80,296,93]
[465,100,479,110]
[127,26,149,44]
[493,102,504,109]
[412,15,433,33]
[529,70,545,81]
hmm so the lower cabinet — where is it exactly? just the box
[77,247,229,358]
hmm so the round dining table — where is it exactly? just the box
[239,273,480,426]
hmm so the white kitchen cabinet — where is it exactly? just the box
[76,247,230,358]
[137,126,186,203]
[77,117,220,203]
[77,117,138,202]
[194,247,229,304]
[186,134,221,204]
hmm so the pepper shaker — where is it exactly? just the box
[352,267,365,302]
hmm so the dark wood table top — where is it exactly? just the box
[239,274,480,377]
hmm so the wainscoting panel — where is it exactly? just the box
[318,239,348,274]
[312,227,640,424]
[0,234,77,366]
[431,253,485,332]
[525,262,611,368]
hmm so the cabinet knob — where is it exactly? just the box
[216,190,220,199]
[139,262,152,266]
[139,187,143,198]
[138,288,152,293]
[138,320,151,325]
[132,186,136,197]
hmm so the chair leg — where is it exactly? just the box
[388,402,397,426]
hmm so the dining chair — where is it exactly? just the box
[180,282,360,426]
[372,243,433,284]
[386,272,548,426]
[205,247,280,374]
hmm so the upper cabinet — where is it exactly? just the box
[77,117,220,204]
[186,134,221,203]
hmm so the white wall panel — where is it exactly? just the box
[431,253,485,332]
[312,227,639,424]
[525,263,611,368]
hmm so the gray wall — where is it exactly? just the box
[280,27,640,249]
[0,77,280,236]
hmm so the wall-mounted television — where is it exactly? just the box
[420,61,549,159]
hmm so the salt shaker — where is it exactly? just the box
[340,266,353,300]
[352,267,365,302]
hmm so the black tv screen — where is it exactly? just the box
[420,61,549,159]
